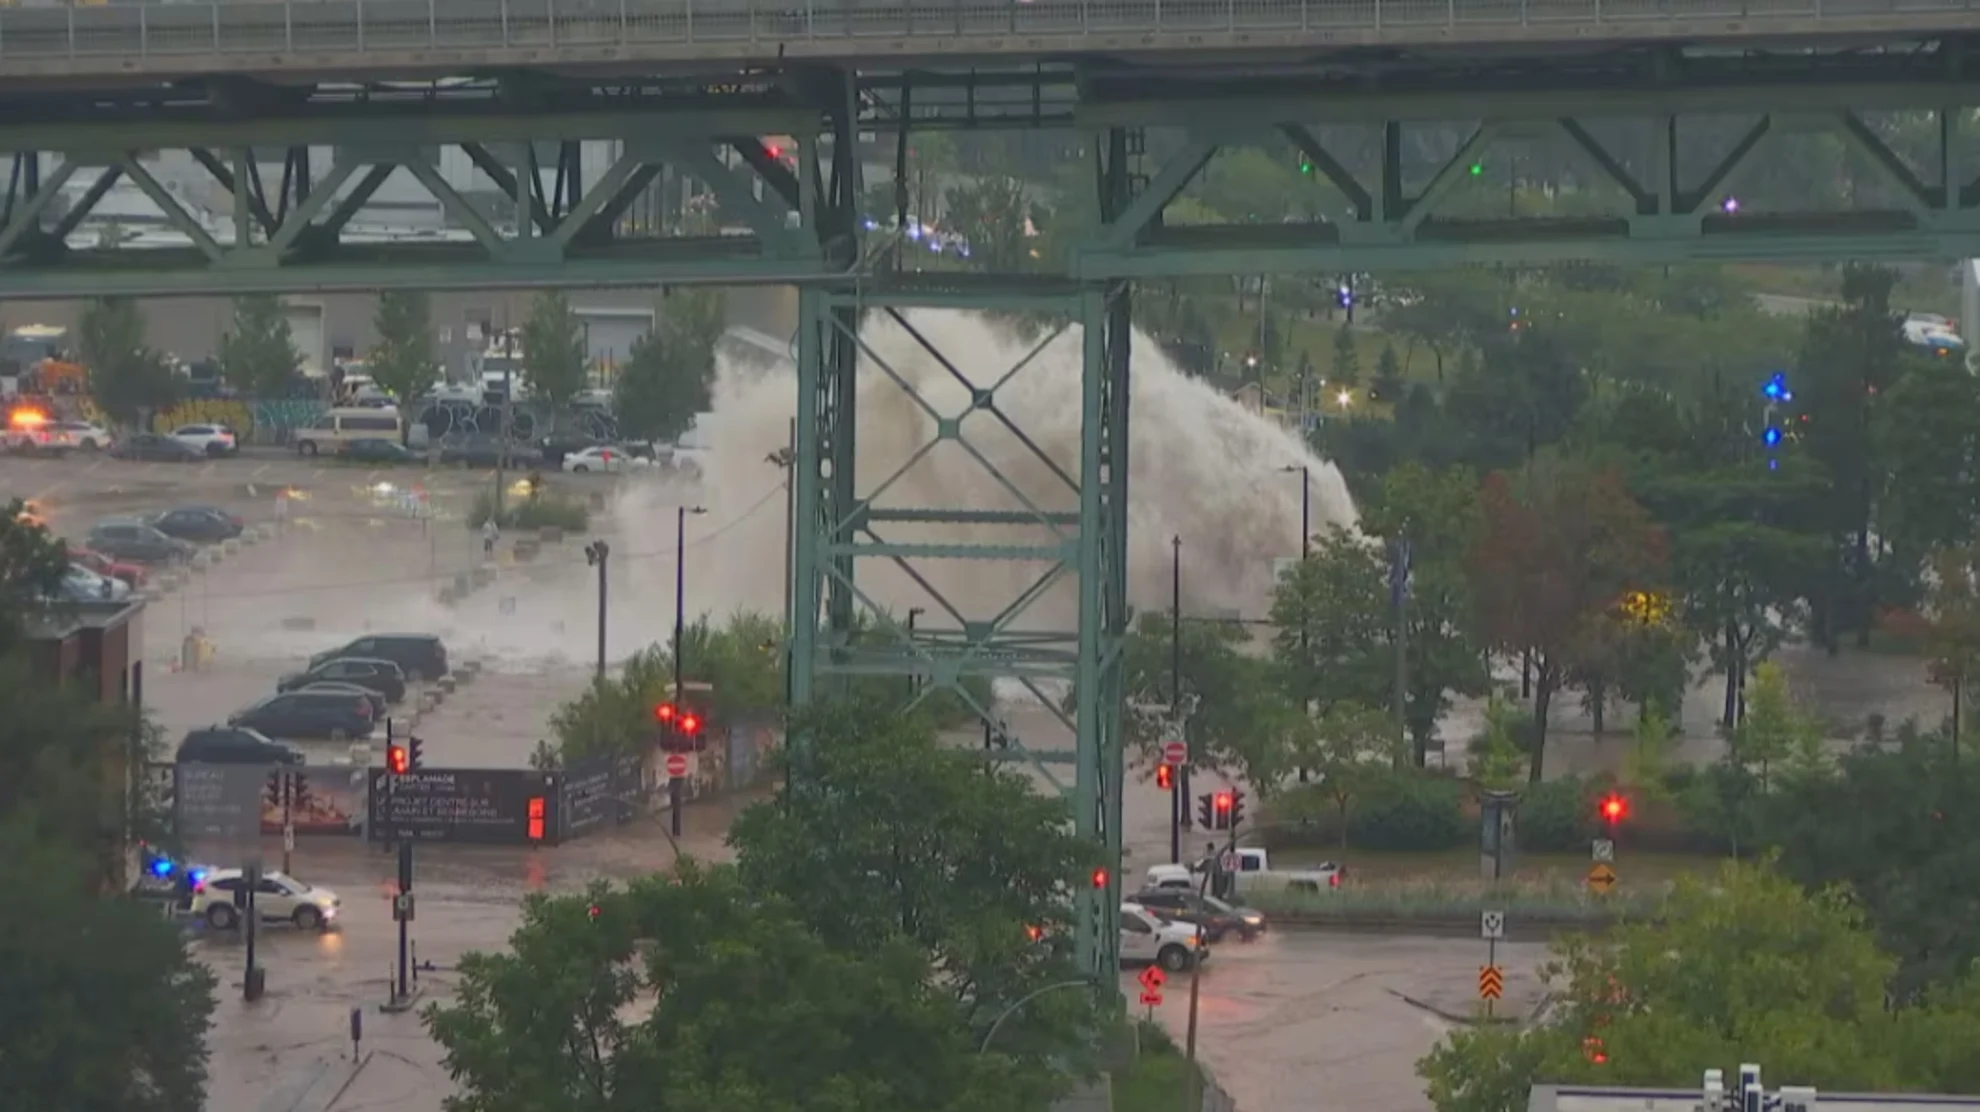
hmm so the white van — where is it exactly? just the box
[293,408,406,455]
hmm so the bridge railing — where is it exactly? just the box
[0,0,1973,65]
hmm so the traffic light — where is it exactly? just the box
[1090,866,1109,889]
[265,771,285,808]
[655,702,677,726]
[1228,789,1247,831]
[291,773,311,811]
[1213,791,1234,831]
[1599,792,1628,827]
[409,736,425,770]
[386,743,409,776]
[1196,792,1215,829]
[1155,764,1174,791]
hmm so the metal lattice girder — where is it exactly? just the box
[1071,47,1980,277]
[0,92,835,297]
[786,268,1129,984]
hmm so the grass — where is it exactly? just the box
[1269,844,1722,888]
[1110,1022,1207,1112]
[1242,871,1664,926]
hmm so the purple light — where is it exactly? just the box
[1721,197,1741,214]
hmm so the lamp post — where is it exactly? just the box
[672,505,707,837]
[1171,534,1190,831]
[1280,464,1310,558]
[583,540,609,683]
[906,606,925,697]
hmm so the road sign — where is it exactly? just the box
[1139,989,1163,1007]
[1479,965,1504,1000]
[1587,862,1618,893]
[1161,741,1188,766]
[1591,838,1615,862]
[1480,909,1506,940]
[1219,851,1238,873]
[665,753,689,779]
[174,762,272,841]
[1138,966,1166,992]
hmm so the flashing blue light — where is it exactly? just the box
[904,224,922,241]
[1763,427,1783,448]
[148,857,174,878]
[188,868,207,885]
[1336,285,1353,306]
[1768,458,1780,472]
[1762,372,1793,403]
[861,218,879,232]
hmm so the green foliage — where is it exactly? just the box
[1270,525,1391,716]
[216,294,299,396]
[1290,701,1403,852]
[427,860,1061,1112]
[368,291,436,415]
[1330,325,1360,387]
[519,291,588,409]
[944,177,1037,272]
[1118,609,1292,787]
[78,298,177,426]
[1418,862,1980,1110]
[550,613,782,763]
[1468,694,1529,790]
[1346,772,1468,851]
[466,490,589,532]
[0,498,68,653]
[1373,341,1404,401]
[1513,775,1598,854]
[613,290,725,444]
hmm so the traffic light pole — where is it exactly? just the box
[280,772,294,875]
[671,505,690,839]
[395,839,412,1004]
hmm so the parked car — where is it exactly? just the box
[278,656,406,703]
[190,868,342,931]
[87,519,195,564]
[538,431,603,466]
[1130,888,1266,942]
[175,726,302,765]
[296,681,387,718]
[170,424,238,457]
[229,690,376,741]
[49,419,112,451]
[109,433,202,462]
[55,565,130,602]
[562,445,628,474]
[340,438,418,464]
[149,505,244,543]
[68,546,147,588]
[308,634,447,683]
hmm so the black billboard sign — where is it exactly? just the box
[367,767,554,845]
[560,752,642,841]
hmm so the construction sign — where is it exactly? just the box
[1479,965,1504,1001]
[1587,862,1618,894]
[1138,965,1166,1007]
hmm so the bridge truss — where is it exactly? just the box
[9,32,1980,987]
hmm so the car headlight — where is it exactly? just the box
[1243,914,1264,926]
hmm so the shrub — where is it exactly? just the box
[468,489,589,532]
[1515,775,1599,853]
[1347,772,1467,851]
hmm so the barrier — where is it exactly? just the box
[366,767,555,845]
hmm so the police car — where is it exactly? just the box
[188,868,343,931]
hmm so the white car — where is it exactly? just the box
[190,868,342,931]
[49,420,111,451]
[57,565,131,602]
[169,423,238,457]
[1121,901,1207,972]
[562,445,627,474]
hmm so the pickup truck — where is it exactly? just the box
[1144,848,1345,898]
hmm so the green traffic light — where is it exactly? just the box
[1469,161,1484,176]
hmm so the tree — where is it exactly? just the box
[1270,525,1391,717]
[613,290,725,444]
[368,291,436,424]
[1727,660,1824,791]
[1118,609,1293,787]
[1293,701,1401,851]
[1372,341,1404,402]
[1468,694,1530,789]
[1920,542,1980,752]
[215,294,298,397]
[0,507,217,1111]
[1418,862,1980,1111]
[1330,325,1360,388]
[520,291,588,410]
[729,702,1099,1062]
[427,860,1058,1112]
[944,176,1035,272]
[78,298,177,427]
[1468,455,1668,779]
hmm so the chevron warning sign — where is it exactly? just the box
[1479,964,1505,1000]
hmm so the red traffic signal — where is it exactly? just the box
[1090,867,1108,889]
[654,702,677,724]
[1599,793,1628,825]
[386,744,409,776]
[679,713,702,735]
[1214,791,1233,814]
[1155,764,1174,791]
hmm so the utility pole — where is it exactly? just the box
[495,326,514,522]
[1392,539,1412,761]
[585,540,610,682]
[1171,535,1190,831]
[671,505,706,838]
[906,607,924,697]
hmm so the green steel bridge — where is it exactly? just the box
[3,0,1978,980]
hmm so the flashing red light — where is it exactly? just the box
[1214,791,1234,814]
[1025,924,1043,942]
[679,713,701,735]
[386,744,410,775]
[1090,867,1108,889]
[765,143,782,158]
[587,903,601,921]
[526,796,545,841]
[1155,764,1174,791]
[1599,793,1628,825]
[655,702,677,723]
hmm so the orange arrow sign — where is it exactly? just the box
[1479,965,1505,1000]
[1138,965,1167,992]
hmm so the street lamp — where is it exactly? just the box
[1279,464,1311,558]
[671,505,708,838]
[906,606,926,696]
[1336,388,1353,410]
[583,540,610,683]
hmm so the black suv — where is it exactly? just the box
[308,634,448,683]
[176,726,303,765]
[278,657,407,703]
[229,690,376,741]
[1130,888,1265,943]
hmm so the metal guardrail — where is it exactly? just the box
[0,0,1974,69]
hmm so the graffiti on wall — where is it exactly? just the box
[79,397,330,445]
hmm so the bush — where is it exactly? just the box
[468,489,589,532]
[1244,872,1662,925]
[1515,775,1600,853]
[1348,772,1467,851]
